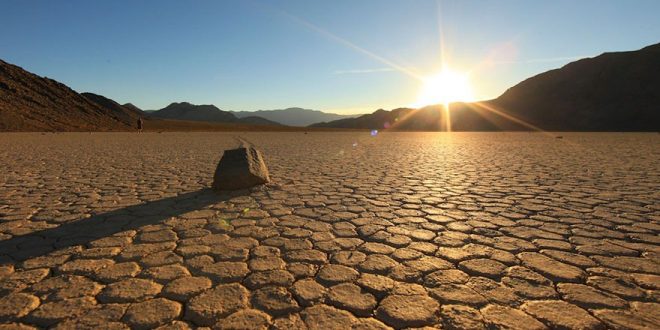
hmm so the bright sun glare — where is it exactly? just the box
[414,69,475,107]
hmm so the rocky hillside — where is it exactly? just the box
[0,60,132,131]
[491,42,660,131]
[312,43,660,131]
[0,60,282,131]
[81,92,144,124]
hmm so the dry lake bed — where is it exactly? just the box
[0,132,659,329]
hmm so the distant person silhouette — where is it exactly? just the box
[137,117,143,133]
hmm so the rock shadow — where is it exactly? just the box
[0,188,243,263]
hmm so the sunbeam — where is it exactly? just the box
[264,4,423,81]
[469,102,554,136]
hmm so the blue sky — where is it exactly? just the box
[2,0,659,114]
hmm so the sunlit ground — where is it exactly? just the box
[0,132,658,328]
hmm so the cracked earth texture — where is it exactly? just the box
[0,132,659,329]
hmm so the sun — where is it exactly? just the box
[414,69,475,107]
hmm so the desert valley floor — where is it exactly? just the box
[0,132,659,329]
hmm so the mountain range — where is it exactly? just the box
[232,108,359,126]
[312,43,660,131]
[0,59,292,131]
[147,102,281,126]
[1,42,659,131]
[146,105,359,126]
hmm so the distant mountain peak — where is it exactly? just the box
[150,102,234,121]
[164,101,215,108]
[149,102,281,126]
[122,103,142,112]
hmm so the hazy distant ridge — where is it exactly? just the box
[232,108,361,126]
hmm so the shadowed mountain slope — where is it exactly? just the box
[490,42,660,131]
[122,103,143,114]
[312,43,660,131]
[232,107,360,126]
[309,105,504,131]
[81,92,144,124]
[149,102,236,122]
[0,59,282,131]
[0,60,132,131]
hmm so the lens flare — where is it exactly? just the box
[414,69,475,108]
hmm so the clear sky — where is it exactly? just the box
[2,0,659,114]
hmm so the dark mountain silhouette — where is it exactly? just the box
[490,43,660,131]
[309,104,504,131]
[149,102,281,126]
[312,43,660,131]
[0,59,132,131]
[0,59,282,131]
[232,107,360,126]
[150,102,236,122]
[122,103,143,113]
[311,108,415,130]
[81,92,143,123]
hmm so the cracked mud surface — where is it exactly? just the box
[1,132,659,329]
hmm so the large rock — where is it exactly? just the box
[212,146,270,190]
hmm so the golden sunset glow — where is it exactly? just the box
[414,69,475,107]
